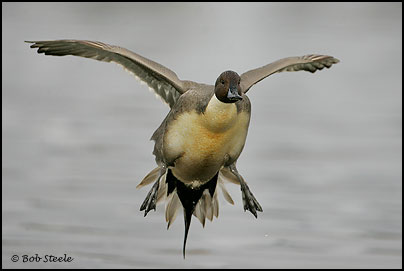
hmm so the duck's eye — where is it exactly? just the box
[238,80,240,85]
[220,80,225,85]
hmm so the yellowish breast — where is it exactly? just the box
[163,95,250,184]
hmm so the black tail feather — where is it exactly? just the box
[182,205,193,258]
[165,169,218,258]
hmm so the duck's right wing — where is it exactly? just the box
[26,39,190,108]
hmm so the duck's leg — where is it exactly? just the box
[228,164,263,218]
[140,167,166,216]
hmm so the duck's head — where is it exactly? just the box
[214,71,243,103]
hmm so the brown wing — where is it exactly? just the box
[240,54,339,93]
[26,39,189,107]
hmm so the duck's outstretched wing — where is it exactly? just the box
[240,54,339,93]
[26,39,190,108]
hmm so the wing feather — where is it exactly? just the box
[240,54,339,93]
[26,39,187,107]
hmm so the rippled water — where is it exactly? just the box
[2,2,402,268]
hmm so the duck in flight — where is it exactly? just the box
[27,40,339,257]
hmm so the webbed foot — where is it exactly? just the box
[140,180,160,216]
[240,181,262,218]
[139,167,166,216]
[228,164,263,218]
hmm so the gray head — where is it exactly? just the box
[214,71,243,103]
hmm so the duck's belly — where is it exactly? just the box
[163,106,250,186]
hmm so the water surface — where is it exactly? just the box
[2,2,402,268]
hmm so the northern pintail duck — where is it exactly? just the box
[27,40,339,257]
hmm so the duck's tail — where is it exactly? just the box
[137,167,237,257]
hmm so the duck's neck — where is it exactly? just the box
[201,94,237,132]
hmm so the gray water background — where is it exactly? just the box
[2,2,402,268]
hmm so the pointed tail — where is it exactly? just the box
[167,169,218,258]
[182,206,193,258]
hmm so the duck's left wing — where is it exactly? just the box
[240,54,339,94]
[26,40,189,108]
